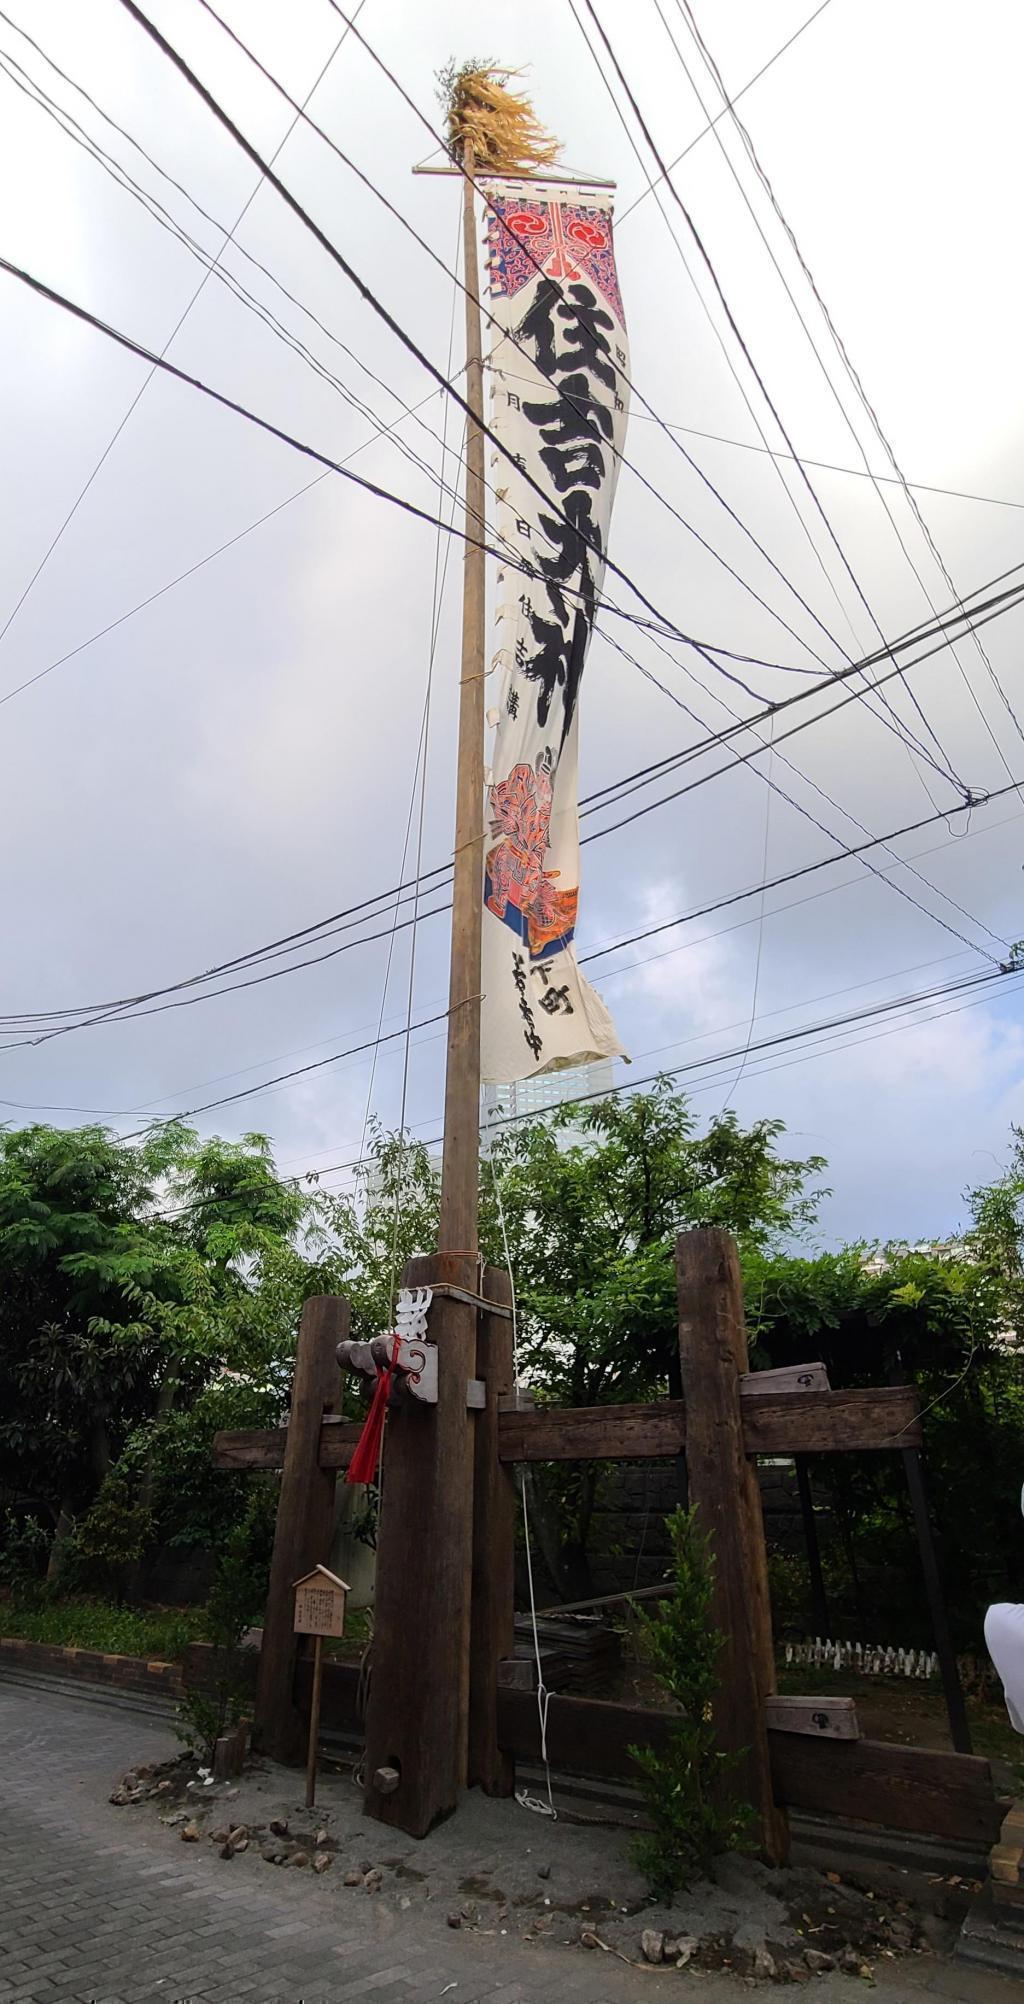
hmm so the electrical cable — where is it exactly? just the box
[667,0,1024,784]
[117,0,805,695]
[0,4,364,650]
[1,589,1020,1051]
[565,0,974,817]
[321,0,972,790]
[615,0,837,223]
[297,961,1024,1190]
[578,0,972,802]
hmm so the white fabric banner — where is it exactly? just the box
[480,179,630,1086]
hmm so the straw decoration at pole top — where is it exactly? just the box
[439,60,561,175]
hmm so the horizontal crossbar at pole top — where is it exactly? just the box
[210,1383,921,1472]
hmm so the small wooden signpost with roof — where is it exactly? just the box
[293,1565,348,1808]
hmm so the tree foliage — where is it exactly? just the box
[744,1240,1023,1645]
[0,1121,331,1581]
[630,1507,750,1895]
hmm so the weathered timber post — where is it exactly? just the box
[362,1251,480,1834]
[254,1295,348,1763]
[676,1229,789,1865]
[794,1455,829,1637]
[468,1264,516,1795]
[363,149,488,1839]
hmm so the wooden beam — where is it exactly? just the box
[494,1689,1003,1844]
[362,1251,480,1836]
[213,1383,921,1474]
[254,1296,348,1765]
[768,1733,1003,1844]
[742,1386,919,1454]
[498,1399,686,1463]
[765,1695,859,1740]
[495,1385,920,1462]
[677,1228,788,1865]
[212,1421,361,1471]
[468,1265,516,1796]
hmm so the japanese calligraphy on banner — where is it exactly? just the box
[480,179,629,1085]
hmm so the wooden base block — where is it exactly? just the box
[362,1253,478,1838]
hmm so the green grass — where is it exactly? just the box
[0,1594,207,1662]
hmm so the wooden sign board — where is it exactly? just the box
[293,1564,348,1638]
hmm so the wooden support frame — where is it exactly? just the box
[214,1383,920,1474]
[468,1265,516,1795]
[494,1689,1003,1844]
[362,1252,479,1836]
[254,1296,348,1764]
[677,1229,790,1865]
[213,1232,984,1863]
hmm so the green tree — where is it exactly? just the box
[744,1241,1021,1646]
[480,1082,826,1596]
[630,1507,750,1895]
[0,1121,329,1582]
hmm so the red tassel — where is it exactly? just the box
[346,1335,400,1486]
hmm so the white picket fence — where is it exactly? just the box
[783,1637,940,1679]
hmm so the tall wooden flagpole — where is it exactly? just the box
[361,148,488,1836]
[439,144,486,1259]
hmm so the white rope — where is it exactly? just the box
[485,1117,556,1819]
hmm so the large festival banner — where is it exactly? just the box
[480,179,630,1085]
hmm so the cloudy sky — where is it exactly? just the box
[1,0,1023,1247]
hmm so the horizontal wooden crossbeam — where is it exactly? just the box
[495,1689,1002,1844]
[211,1384,920,1473]
[495,1386,920,1461]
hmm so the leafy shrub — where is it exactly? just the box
[0,1509,49,1591]
[629,1507,750,1897]
[66,1466,153,1598]
[176,1489,275,1761]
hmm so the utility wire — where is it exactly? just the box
[615,0,837,222]
[207,0,887,682]
[116,0,807,693]
[292,962,1024,1187]
[320,0,970,790]
[578,0,971,802]
[2,568,1020,1042]
[668,0,1024,780]
[3,761,1020,1086]
[4,43,812,719]
[566,0,969,813]
[0,4,363,650]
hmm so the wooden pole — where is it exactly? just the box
[362,149,488,1837]
[254,1296,348,1764]
[305,1633,323,1809]
[363,1250,480,1834]
[437,143,486,1261]
[795,1455,829,1636]
[468,1265,516,1794]
[902,1445,973,1754]
[676,1229,789,1865]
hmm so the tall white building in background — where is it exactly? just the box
[482,1056,616,1140]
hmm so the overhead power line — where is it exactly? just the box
[115,0,810,693]
[665,0,1024,781]
[615,0,837,223]
[201,0,857,679]
[0,3,364,650]
[576,0,972,803]
[293,961,1024,1187]
[2,767,1020,1087]
[4,552,1023,1042]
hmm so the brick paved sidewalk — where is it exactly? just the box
[0,1679,1015,2004]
